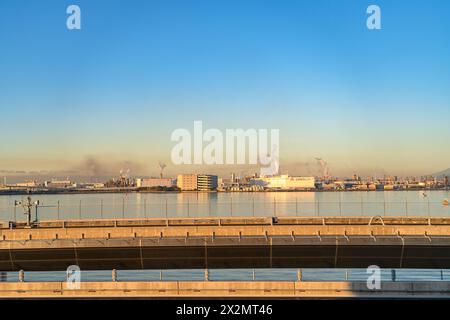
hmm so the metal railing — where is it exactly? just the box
[1,199,449,222]
[2,268,450,283]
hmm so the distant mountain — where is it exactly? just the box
[431,168,450,177]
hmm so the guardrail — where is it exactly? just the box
[2,268,450,283]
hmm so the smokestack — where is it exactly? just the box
[158,162,166,179]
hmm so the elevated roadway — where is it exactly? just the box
[2,216,450,270]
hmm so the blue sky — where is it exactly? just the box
[0,0,449,177]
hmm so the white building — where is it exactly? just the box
[15,181,39,188]
[44,180,76,188]
[136,178,175,188]
[251,175,315,190]
[83,182,105,189]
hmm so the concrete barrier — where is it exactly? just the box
[4,216,450,231]
[1,281,450,298]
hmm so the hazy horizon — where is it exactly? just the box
[0,156,448,182]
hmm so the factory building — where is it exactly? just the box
[251,175,315,190]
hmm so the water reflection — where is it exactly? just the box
[0,190,448,221]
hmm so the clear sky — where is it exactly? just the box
[0,0,449,177]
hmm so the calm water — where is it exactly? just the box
[0,190,449,221]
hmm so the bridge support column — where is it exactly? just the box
[19,270,24,282]
[204,269,209,281]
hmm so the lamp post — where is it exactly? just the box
[14,194,40,227]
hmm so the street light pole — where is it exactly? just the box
[14,194,40,227]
